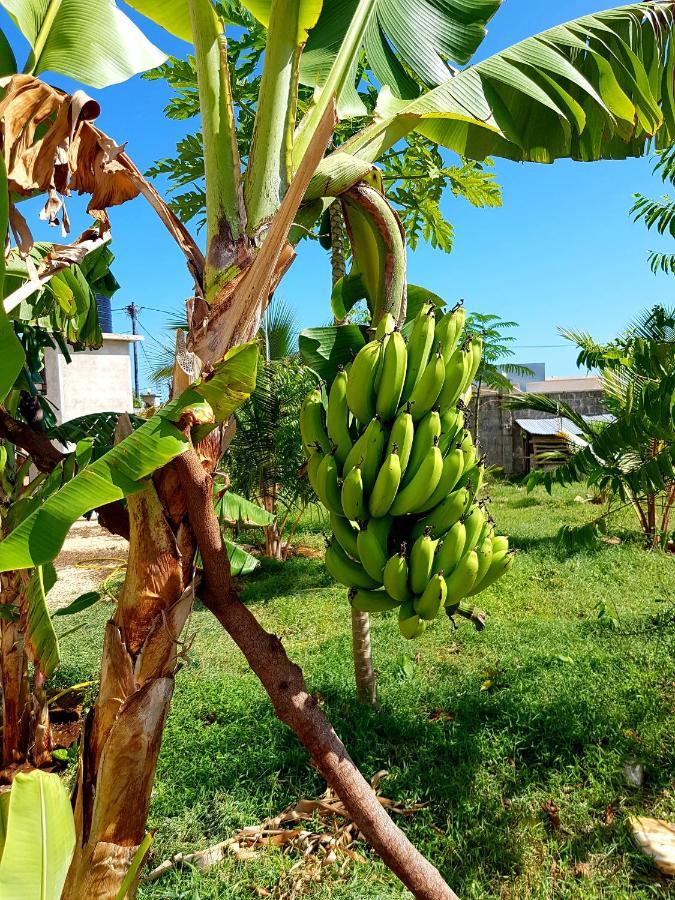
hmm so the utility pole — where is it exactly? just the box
[124,302,140,399]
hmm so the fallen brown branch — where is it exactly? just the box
[175,447,458,900]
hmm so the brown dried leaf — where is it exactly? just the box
[541,800,562,831]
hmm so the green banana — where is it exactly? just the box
[401,305,435,401]
[307,448,323,496]
[436,304,466,364]
[460,431,477,470]
[467,550,514,596]
[462,462,484,499]
[434,519,466,576]
[408,347,445,423]
[416,447,464,514]
[349,587,401,613]
[330,511,360,561]
[300,389,330,455]
[474,537,493,586]
[462,335,482,392]
[357,519,389,582]
[341,463,365,521]
[401,409,441,489]
[444,550,479,610]
[462,505,486,555]
[316,450,344,516]
[409,527,438,595]
[343,416,385,490]
[375,312,396,340]
[326,367,352,467]
[390,437,443,516]
[386,403,414,475]
[376,328,407,422]
[440,406,462,437]
[325,540,380,590]
[413,485,470,540]
[436,346,469,411]
[398,599,427,639]
[369,444,401,517]
[383,544,411,602]
[414,572,447,621]
[346,340,382,424]
[491,535,509,555]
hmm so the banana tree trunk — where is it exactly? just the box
[62,422,218,897]
[329,202,378,707]
[0,573,29,766]
[263,489,283,560]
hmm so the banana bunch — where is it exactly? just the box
[301,302,514,640]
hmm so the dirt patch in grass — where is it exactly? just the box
[50,517,127,611]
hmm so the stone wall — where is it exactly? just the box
[476,389,606,475]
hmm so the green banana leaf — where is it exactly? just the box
[301,0,500,103]
[123,0,193,43]
[241,0,323,42]
[406,285,445,322]
[298,324,366,385]
[214,489,275,528]
[0,342,258,572]
[24,564,59,677]
[0,770,75,900]
[225,539,260,576]
[1,0,167,88]
[341,3,675,166]
[53,590,100,618]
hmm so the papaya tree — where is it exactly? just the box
[0,3,672,899]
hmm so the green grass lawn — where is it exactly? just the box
[56,482,675,898]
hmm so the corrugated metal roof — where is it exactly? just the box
[514,414,613,439]
[515,417,580,437]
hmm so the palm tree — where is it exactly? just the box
[227,300,315,558]
[464,312,533,443]
[631,145,675,274]
[510,306,675,549]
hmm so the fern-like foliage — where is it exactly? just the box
[509,306,675,549]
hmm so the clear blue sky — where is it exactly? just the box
[4,0,674,389]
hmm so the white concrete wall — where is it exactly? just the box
[44,334,141,424]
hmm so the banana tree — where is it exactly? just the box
[0,2,673,899]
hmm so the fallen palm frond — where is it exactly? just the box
[143,770,427,885]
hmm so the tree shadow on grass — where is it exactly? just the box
[148,621,675,896]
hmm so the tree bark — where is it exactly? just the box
[63,469,196,897]
[175,447,457,900]
[0,574,29,767]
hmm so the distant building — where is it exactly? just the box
[500,361,545,392]
[43,332,142,424]
[477,374,606,475]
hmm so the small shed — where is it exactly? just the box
[515,415,612,471]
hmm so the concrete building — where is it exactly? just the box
[477,375,606,475]
[43,333,142,424]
